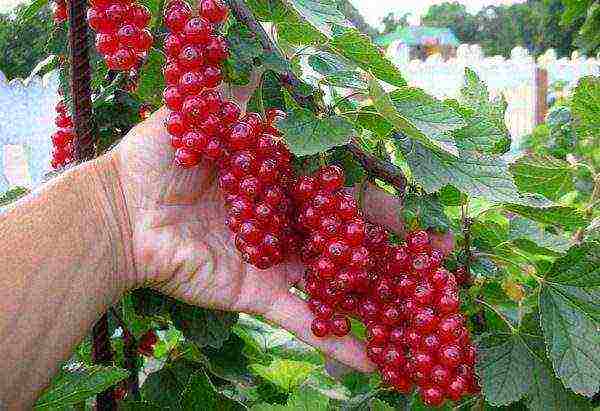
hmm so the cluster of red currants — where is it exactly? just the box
[162,0,229,166]
[51,101,75,169]
[52,0,68,23]
[217,111,299,269]
[363,230,480,406]
[164,0,298,269]
[87,0,153,71]
[293,165,368,338]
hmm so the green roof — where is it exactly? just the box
[375,26,460,47]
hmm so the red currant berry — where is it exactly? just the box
[439,344,462,368]
[311,318,330,338]
[331,315,351,337]
[95,33,119,55]
[199,0,228,24]
[184,17,211,44]
[420,386,445,407]
[317,165,344,192]
[174,147,200,168]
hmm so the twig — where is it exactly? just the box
[347,139,407,193]
[461,202,473,277]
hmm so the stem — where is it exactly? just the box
[347,139,407,194]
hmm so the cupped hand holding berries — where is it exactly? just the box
[107,103,403,373]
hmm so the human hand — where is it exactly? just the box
[106,96,403,373]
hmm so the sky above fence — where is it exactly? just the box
[349,0,526,27]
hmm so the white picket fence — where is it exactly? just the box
[386,43,600,151]
[0,70,60,192]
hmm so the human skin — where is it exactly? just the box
[0,105,403,409]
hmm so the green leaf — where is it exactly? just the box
[118,401,162,410]
[250,359,317,392]
[171,300,238,349]
[370,399,395,411]
[0,186,29,206]
[135,49,165,107]
[508,217,572,256]
[476,333,537,406]
[539,285,600,397]
[510,155,574,201]
[276,20,326,46]
[17,0,49,23]
[402,193,450,231]
[544,242,600,286]
[277,95,354,156]
[452,104,511,154]
[571,76,600,141]
[457,68,511,153]
[251,386,330,410]
[526,360,591,411]
[283,0,348,37]
[395,136,535,204]
[180,368,243,410]
[560,0,593,25]
[321,70,366,89]
[331,29,406,87]
[224,21,263,85]
[439,185,466,206]
[246,0,288,22]
[354,108,394,138]
[370,79,459,156]
[307,51,353,75]
[503,204,587,231]
[35,365,128,409]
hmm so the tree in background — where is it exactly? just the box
[421,2,478,43]
[380,12,411,35]
[561,0,600,56]
[0,5,54,80]
[422,0,584,58]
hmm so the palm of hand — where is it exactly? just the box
[112,107,374,372]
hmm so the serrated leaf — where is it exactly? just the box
[180,368,243,410]
[510,155,574,201]
[504,204,587,231]
[508,217,572,256]
[251,386,330,411]
[250,359,317,392]
[457,68,511,154]
[452,104,511,154]
[544,242,600,286]
[370,79,459,156]
[276,20,326,46]
[277,96,354,156]
[331,29,406,87]
[35,365,128,409]
[526,360,591,411]
[246,0,288,22]
[548,284,600,323]
[171,300,238,349]
[571,76,600,140]
[402,193,450,231]
[476,333,536,406]
[395,136,534,204]
[539,285,600,397]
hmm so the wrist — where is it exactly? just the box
[80,153,137,291]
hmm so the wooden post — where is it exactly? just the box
[534,67,548,126]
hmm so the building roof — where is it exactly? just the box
[375,26,460,47]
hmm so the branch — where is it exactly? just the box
[348,139,407,193]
